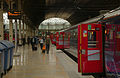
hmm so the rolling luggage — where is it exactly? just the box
[32,45,37,51]
[33,47,37,50]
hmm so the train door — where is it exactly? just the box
[80,24,103,74]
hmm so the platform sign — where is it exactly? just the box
[79,24,103,74]
[8,11,21,19]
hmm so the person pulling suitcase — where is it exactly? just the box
[40,37,44,50]
[46,35,50,54]
[31,37,37,51]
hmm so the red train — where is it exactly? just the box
[50,33,56,44]
[54,7,120,77]
[61,24,103,74]
[56,32,64,49]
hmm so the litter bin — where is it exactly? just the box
[0,43,6,78]
[0,40,14,72]
[5,41,14,68]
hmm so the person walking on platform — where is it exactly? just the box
[27,36,30,45]
[31,37,37,50]
[40,37,44,50]
[46,35,50,54]
[22,38,26,45]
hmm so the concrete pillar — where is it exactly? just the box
[9,19,13,42]
[18,20,22,45]
[0,1,4,40]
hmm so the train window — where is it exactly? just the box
[88,31,96,41]
[105,29,114,40]
[88,31,98,48]
[59,35,63,40]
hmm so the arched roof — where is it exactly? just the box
[21,0,120,27]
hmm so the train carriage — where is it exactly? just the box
[56,32,64,49]
[104,24,120,77]
[50,33,56,44]
[63,26,78,57]
[62,24,104,74]
[59,7,120,77]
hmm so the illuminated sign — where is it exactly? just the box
[8,11,21,19]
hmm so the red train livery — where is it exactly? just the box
[55,23,120,77]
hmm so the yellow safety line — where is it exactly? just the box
[80,25,82,72]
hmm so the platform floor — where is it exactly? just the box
[3,44,94,78]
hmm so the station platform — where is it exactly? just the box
[3,44,93,78]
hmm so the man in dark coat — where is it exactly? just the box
[31,37,36,50]
[46,35,50,54]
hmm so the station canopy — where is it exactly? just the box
[39,18,71,30]
[4,0,120,28]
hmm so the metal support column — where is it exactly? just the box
[0,1,4,40]
[31,29,32,37]
[24,23,26,43]
[22,20,25,38]
[18,20,22,45]
[9,19,13,42]
[15,20,18,53]
[26,24,28,43]
[36,29,38,36]
[32,29,34,37]
[28,26,30,37]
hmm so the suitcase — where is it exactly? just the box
[33,47,37,51]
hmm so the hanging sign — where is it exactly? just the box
[8,11,21,19]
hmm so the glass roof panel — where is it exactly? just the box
[39,18,71,30]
